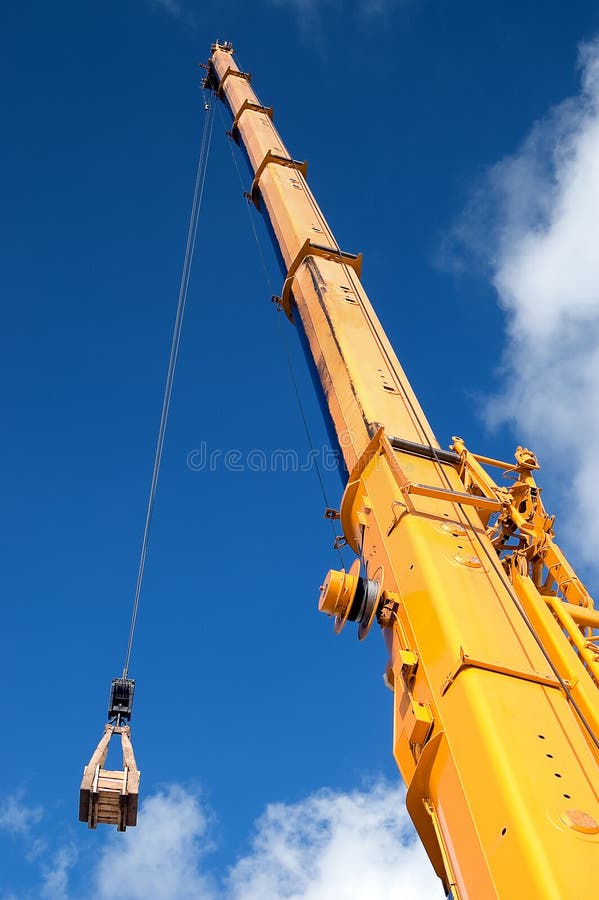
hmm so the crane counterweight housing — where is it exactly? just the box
[206,40,599,899]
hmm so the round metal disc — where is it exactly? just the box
[358,565,384,640]
[334,559,361,634]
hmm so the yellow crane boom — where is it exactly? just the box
[206,41,599,898]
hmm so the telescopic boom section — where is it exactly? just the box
[207,42,599,899]
[207,43,438,474]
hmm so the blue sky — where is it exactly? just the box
[2,1,599,897]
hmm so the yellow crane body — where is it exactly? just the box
[207,43,599,898]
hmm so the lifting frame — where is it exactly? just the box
[79,725,140,832]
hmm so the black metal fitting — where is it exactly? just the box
[108,677,135,724]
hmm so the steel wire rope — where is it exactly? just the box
[215,68,354,567]
[215,97,346,567]
[122,100,216,678]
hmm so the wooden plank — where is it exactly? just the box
[80,727,114,792]
[78,789,90,822]
[80,726,141,830]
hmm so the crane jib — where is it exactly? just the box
[206,40,599,899]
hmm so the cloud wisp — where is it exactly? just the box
[267,0,335,38]
[0,783,441,899]
[146,0,201,26]
[96,782,438,900]
[149,0,184,16]
[93,786,216,899]
[40,845,78,900]
[0,791,43,835]
[227,782,439,899]
[268,0,403,35]
[450,38,599,567]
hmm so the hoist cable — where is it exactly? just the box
[122,100,216,678]
[274,311,347,569]
[216,99,346,567]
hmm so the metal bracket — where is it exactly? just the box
[227,100,273,141]
[108,677,135,724]
[405,732,456,890]
[440,646,568,696]
[273,239,363,322]
[377,590,401,628]
[248,150,308,208]
[378,429,502,513]
[387,435,461,467]
[408,698,434,746]
[216,66,251,99]
[401,482,503,513]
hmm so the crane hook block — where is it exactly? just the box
[79,724,140,831]
[108,677,135,724]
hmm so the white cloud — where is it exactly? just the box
[451,38,599,568]
[269,0,400,32]
[269,0,332,8]
[360,0,410,14]
[41,845,77,900]
[268,0,333,34]
[227,783,440,900]
[92,783,440,900]
[92,785,216,899]
[152,0,400,19]
[150,0,184,15]
[0,783,440,899]
[146,0,202,28]
[0,792,43,835]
